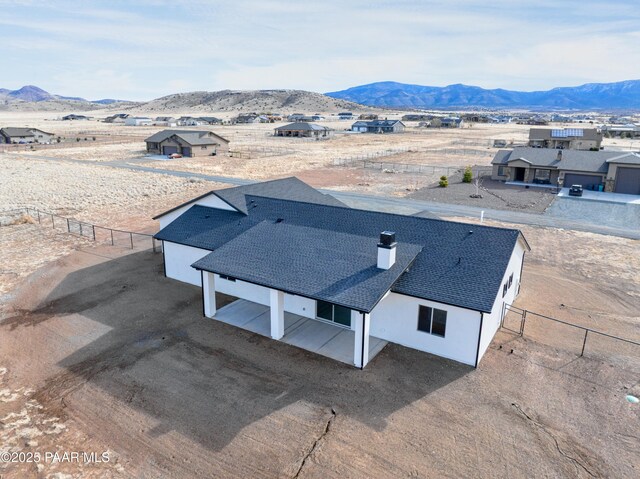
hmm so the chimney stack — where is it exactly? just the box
[377,231,397,270]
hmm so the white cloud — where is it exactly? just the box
[0,0,638,98]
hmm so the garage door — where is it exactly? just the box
[563,173,603,190]
[614,167,640,195]
[162,146,178,155]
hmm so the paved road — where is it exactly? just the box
[5,152,639,239]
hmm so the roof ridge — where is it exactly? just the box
[242,193,524,235]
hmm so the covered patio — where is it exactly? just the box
[213,299,388,366]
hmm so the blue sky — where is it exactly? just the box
[0,0,638,100]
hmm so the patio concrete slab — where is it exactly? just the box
[213,300,387,367]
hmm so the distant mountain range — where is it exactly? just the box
[325,80,640,110]
[136,89,366,113]
[0,85,129,106]
[3,81,640,113]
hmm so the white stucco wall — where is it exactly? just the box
[213,275,317,320]
[477,238,527,363]
[163,241,211,286]
[369,292,481,366]
[158,194,237,229]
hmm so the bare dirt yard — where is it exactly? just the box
[1,111,639,477]
[409,172,557,213]
[0,244,638,478]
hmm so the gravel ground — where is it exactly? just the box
[408,173,557,213]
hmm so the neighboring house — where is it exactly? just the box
[359,114,378,120]
[402,114,432,121]
[153,177,529,369]
[61,114,90,121]
[338,112,354,120]
[312,115,325,121]
[601,124,640,138]
[234,114,259,124]
[197,116,223,125]
[104,113,129,123]
[440,117,464,128]
[153,117,177,127]
[274,122,333,138]
[492,147,640,195]
[287,113,307,122]
[125,116,153,126]
[0,127,55,144]
[462,114,490,123]
[145,129,230,157]
[528,128,603,150]
[351,120,405,133]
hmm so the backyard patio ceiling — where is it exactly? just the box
[192,220,423,313]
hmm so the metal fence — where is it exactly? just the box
[502,304,640,361]
[229,145,297,159]
[16,207,161,252]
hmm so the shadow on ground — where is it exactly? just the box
[1,250,471,451]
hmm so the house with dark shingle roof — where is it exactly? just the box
[351,120,405,133]
[153,177,529,368]
[492,147,640,195]
[274,122,333,138]
[528,127,603,150]
[0,127,54,144]
[145,129,230,157]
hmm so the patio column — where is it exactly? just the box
[202,272,216,318]
[270,289,284,340]
[354,312,371,369]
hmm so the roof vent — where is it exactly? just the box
[557,150,563,161]
[275,218,284,223]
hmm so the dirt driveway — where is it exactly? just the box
[1,247,639,478]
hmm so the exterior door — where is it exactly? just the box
[514,167,526,182]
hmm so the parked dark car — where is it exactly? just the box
[568,184,583,197]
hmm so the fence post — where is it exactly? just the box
[130,232,134,249]
[581,330,588,357]
[520,310,527,336]
[51,214,55,228]
[79,223,83,236]
[67,218,70,233]
[110,229,114,245]
[92,225,96,241]
[37,210,41,224]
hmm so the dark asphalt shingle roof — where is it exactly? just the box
[606,152,640,165]
[145,129,229,145]
[156,193,525,313]
[275,122,332,131]
[0,127,52,137]
[352,120,404,128]
[214,177,346,214]
[192,221,422,312]
[152,177,346,219]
